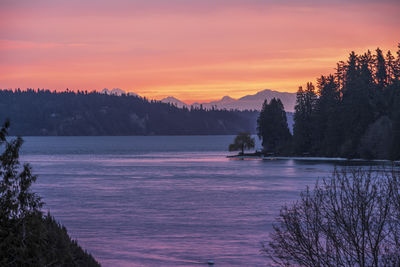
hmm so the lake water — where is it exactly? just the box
[19,136,357,266]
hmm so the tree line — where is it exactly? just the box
[258,44,400,160]
[0,89,258,136]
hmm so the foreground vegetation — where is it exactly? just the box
[0,120,100,266]
[264,167,400,266]
[258,44,400,160]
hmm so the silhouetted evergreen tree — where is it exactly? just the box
[313,75,340,156]
[257,98,291,154]
[396,43,400,80]
[0,120,100,266]
[293,83,317,154]
[386,50,396,83]
[376,48,388,88]
[340,52,375,157]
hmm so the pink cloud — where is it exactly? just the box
[0,0,399,100]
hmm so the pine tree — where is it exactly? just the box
[386,50,396,84]
[376,48,388,87]
[293,83,317,154]
[340,52,374,157]
[257,98,291,154]
[396,43,400,80]
[314,75,340,156]
[343,52,359,91]
[360,51,384,118]
[0,120,100,266]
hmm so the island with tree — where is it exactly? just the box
[228,132,256,156]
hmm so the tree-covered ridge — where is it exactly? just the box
[257,44,400,160]
[0,89,258,136]
[0,120,100,266]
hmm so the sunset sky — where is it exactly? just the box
[0,0,399,103]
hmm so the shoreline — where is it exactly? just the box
[227,154,400,163]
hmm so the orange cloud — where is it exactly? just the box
[0,0,399,101]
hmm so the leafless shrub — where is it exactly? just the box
[263,167,400,267]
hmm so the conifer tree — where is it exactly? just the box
[376,48,388,87]
[396,43,400,80]
[257,98,291,154]
[290,45,400,159]
[0,120,100,266]
[386,50,396,83]
[340,52,374,157]
[314,75,340,156]
[293,83,317,154]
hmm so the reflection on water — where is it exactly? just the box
[19,136,378,266]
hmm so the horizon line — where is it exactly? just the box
[0,87,296,104]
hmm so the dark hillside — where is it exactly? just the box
[0,89,258,136]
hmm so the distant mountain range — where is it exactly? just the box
[99,88,296,112]
[101,88,138,96]
[160,96,188,108]
[161,89,296,112]
[99,88,295,132]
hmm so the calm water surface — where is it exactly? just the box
[19,136,352,266]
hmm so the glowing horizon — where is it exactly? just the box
[0,0,399,103]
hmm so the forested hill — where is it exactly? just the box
[0,89,258,136]
[255,45,400,160]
